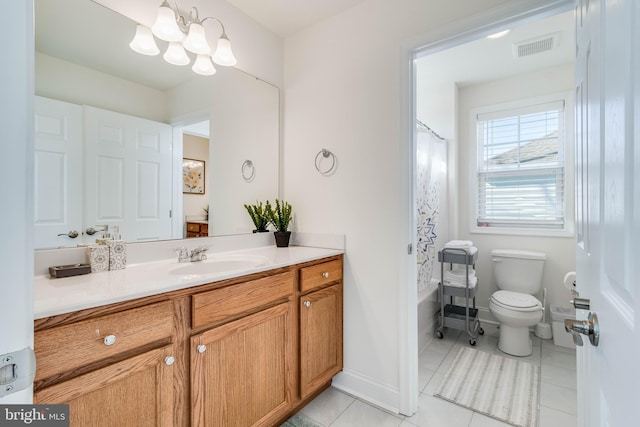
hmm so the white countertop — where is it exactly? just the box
[34,245,343,319]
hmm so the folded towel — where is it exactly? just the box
[443,275,477,289]
[442,246,478,256]
[445,240,474,247]
[444,268,476,280]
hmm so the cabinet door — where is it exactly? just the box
[34,345,175,427]
[300,284,343,399]
[191,302,294,427]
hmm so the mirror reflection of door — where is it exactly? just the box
[34,96,84,249]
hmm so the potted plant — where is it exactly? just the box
[243,202,269,232]
[265,199,293,247]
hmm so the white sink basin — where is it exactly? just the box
[169,254,269,276]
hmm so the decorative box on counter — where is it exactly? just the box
[106,240,127,270]
[49,264,91,279]
[88,245,109,273]
[87,239,127,272]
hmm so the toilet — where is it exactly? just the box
[489,249,546,356]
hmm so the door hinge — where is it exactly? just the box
[407,243,413,255]
[169,210,172,218]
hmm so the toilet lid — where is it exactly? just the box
[491,290,542,311]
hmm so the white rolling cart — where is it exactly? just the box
[435,247,484,345]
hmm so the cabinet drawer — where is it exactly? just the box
[192,271,293,328]
[200,224,208,234]
[35,301,174,381]
[300,259,343,293]
[186,222,200,232]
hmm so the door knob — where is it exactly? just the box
[570,297,590,310]
[57,230,79,238]
[564,312,599,346]
[85,225,106,236]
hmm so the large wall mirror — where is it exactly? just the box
[34,0,280,250]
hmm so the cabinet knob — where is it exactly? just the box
[164,356,175,366]
[303,301,311,308]
[322,272,329,279]
[197,344,207,353]
[103,335,116,346]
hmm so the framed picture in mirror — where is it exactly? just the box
[183,158,205,194]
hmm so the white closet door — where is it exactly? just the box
[83,106,172,243]
[34,96,84,249]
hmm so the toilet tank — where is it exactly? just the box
[491,249,546,294]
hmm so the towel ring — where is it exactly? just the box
[315,149,336,175]
[241,160,255,182]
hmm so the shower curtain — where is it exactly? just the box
[416,125,448,296]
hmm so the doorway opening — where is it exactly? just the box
[403,0,576,417]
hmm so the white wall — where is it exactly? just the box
[457,63,576,321]
[35,53,167,123]
[168,69,280,236]
[283,0,510,411]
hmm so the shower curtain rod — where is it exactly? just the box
[417,120,446,142]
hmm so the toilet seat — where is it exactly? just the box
[490,290,541,312]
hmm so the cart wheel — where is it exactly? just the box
[478,328,484,335]
[469,339,476,346]
[436,331,443,339]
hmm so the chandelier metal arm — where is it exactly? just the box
[201,16,227,36]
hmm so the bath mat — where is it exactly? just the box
[279,413,323,427]
[434,347,540,427]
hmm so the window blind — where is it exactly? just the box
[476,101,565,229]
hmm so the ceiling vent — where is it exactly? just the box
[513,33,559,58]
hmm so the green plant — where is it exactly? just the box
[265,199,293,232]
[243,202,269,231]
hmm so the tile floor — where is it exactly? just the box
[294,324,577,427]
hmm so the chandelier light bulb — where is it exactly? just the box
[192,55,217,75]
[164,42,190,66]
[212,34,237,66]
[152,4,184,42]
[132,3,235,77]
[183,23,211,55]
[129,25,160,56]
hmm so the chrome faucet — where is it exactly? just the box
[175,247,191,263]
[174,246,209,262]
[190,246,208,262]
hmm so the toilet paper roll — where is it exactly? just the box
[563,271,576,291]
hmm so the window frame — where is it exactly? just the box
[469,92,575,237]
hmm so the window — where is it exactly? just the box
[473,98,567,232]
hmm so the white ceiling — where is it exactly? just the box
[224,0,366,37]
[416,11,574,89]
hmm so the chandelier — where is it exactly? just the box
[129,0,237,76]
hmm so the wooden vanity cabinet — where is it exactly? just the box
[33,301,178,426]
[298,259,344,400]
[34,345,175,427]
[190,271,296,427]
[186,221,208,238]
[34,254,343,427]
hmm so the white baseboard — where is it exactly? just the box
[331,369,400,414]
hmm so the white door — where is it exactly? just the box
[575,0,639,425]
[84,106,173,243]
[33,96,85,248]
